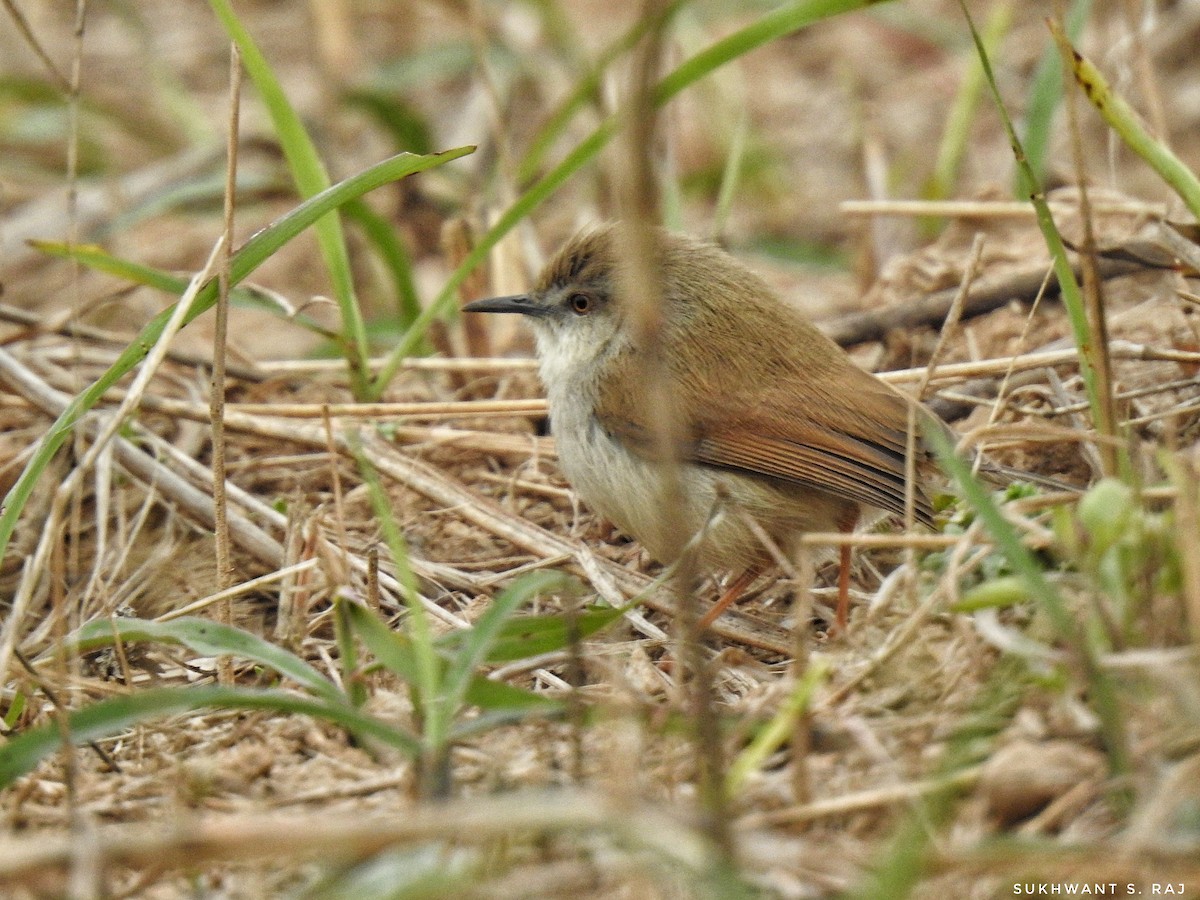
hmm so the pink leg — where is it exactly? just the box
[833,510,860,633]
[696,568,759,631]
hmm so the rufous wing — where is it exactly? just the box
[595,358,936,527]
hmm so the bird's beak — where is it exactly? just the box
[461,294,551,318]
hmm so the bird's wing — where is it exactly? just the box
[594,357,936,527]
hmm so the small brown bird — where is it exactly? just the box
[465,223,941,630]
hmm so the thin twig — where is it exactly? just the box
[156,560,319,623]
[217,399,547,418]
[0,304,262,382]
[212,42,242,685]
[744,765,983,827]
[252,356,538,374]
[0,0,72,92]
[819,257,1145,347]
[1061,13,1119,476]
[62,7,89,886]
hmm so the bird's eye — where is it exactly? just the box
[567,292,594,315]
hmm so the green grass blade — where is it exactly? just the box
[342,599,423,685]
[459,678,561,715]
[0,685,420,789]
[654,0,875,106]
[108,168,286,232]
[349,441,441,742]
[341,601,561,715]
[209,0,371,397]
[372,0,887,397]
[726,660,827,792]
[0,146,471,568]
[1015,0,1091,196]
[440,571,579,726]
[343,88,433,155]
[66,617,344,705]
[958,2,1107,439]
[953,574,1029,611]
[334,595,369,708]
[3,691,27,729]
[439,603,628,664]
[712,109,750,237]
[28,241,200,293]
[515,0,687,185]
[928,423,1068,631]
[1049,19,1200,220]
[227,148,470,288]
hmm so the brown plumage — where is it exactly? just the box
[466,223,943,628]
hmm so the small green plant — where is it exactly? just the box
[953,479,1182,642]
[0,577,625,792]
[925,424,1130,781]
[1066,477,1181,644]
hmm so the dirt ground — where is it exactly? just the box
[2,1,1200,897]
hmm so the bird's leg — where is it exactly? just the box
[833,509,861,632]
[696,568,760,631]
[835,543,852,631]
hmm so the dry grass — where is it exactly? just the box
[3,2,1200,897]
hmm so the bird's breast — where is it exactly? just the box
[551,397,650,527]
[546,386,852,571]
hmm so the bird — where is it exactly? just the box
[464,223,946,631]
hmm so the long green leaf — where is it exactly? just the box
[712,109,751,237]
[0,686,420,789]
[209,0,372,397]
[66,617,343,705]
[29,242,198,293]
[654,0,871,106]
[0,146,472,568]
[516,0,688,185]
[441,604,627,664]
[334,592,368,708]
[341,601,562,714]
[349,441,440,741]
[928,1,1012,203]
[459,678,560,716]
[726,660,828,792]
[343,198,423,328]
[343,600,423,686]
